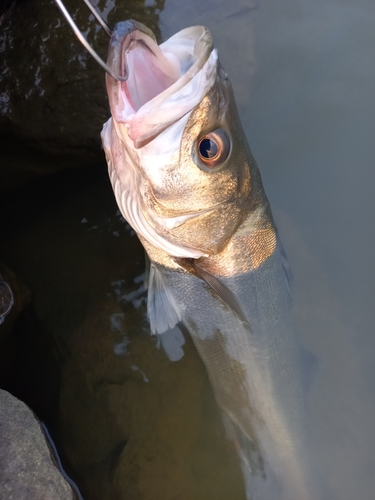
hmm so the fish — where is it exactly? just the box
[101,20,319,500]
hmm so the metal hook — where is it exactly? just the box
[53,0,128,82]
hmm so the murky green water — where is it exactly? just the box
[1,0,375,499]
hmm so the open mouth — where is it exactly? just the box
[107,21,181,113]
[105,21,216,148]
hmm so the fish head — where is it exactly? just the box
[102,21,256,259]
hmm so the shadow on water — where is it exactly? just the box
[0,165,246,500]
[0,1,248,496]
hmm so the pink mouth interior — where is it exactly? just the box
[124,44,181,112]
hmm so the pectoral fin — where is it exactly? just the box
[175,258,250,327]
[147,263,182,334]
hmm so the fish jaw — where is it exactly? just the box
[105,21,215,148]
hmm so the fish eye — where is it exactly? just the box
[197,129,230,168]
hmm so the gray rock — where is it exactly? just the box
[0,389,75,500]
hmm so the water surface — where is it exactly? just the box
[1,0,375,498]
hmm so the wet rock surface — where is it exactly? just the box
[0,0,164,190]
[0,389,75,500]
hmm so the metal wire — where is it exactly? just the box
[53,0,127,81]
[81,0,111,37]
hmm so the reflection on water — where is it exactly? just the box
[1,0,375,498]
[247,2,375,499]
[160,0,375,497]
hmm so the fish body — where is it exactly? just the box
[101,20,317,500]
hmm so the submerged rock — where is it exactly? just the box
[0,389,76,500]
[58,298,246,500]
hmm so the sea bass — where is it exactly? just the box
[101,20,316,500]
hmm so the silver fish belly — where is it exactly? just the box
[101,20,318,500]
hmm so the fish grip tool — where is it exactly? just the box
[53,0,127,81]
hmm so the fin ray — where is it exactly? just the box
[147,263,181,334]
